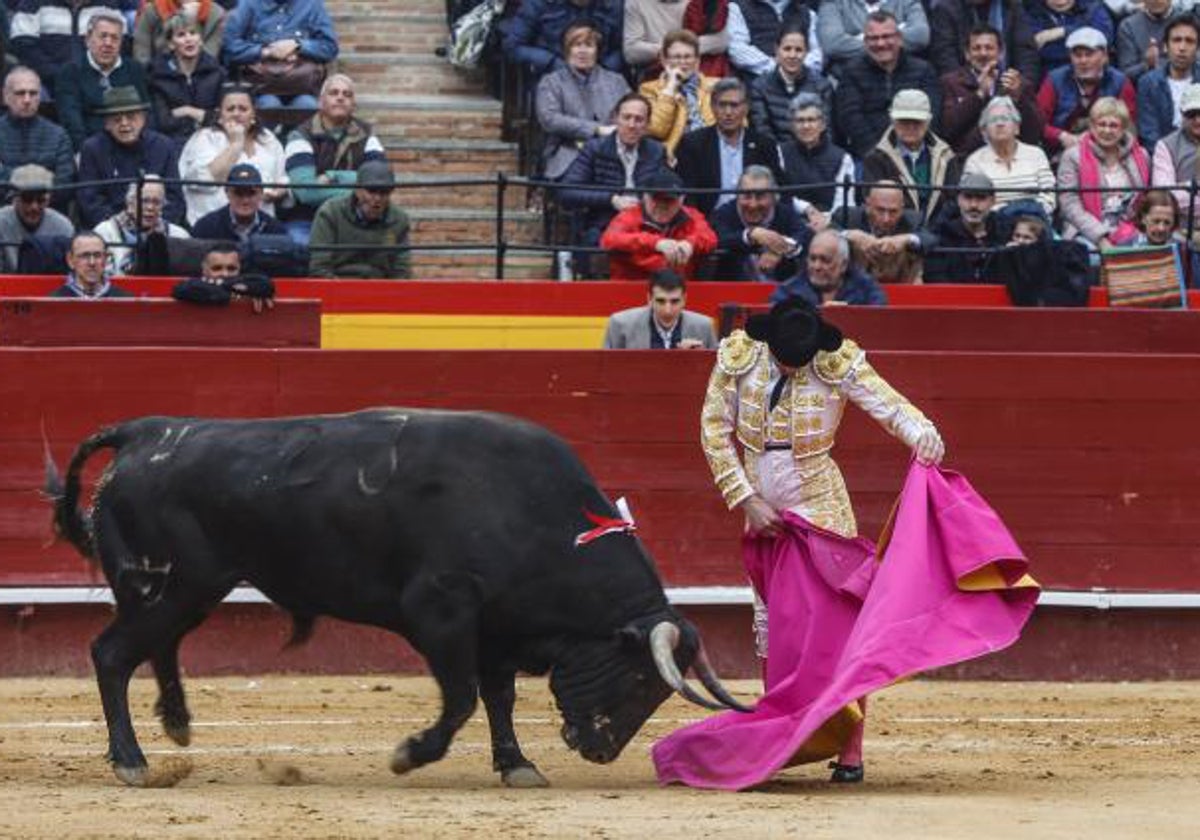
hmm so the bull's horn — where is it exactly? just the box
[648,622,727,712]
[692,644,754,713]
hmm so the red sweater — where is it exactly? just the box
[599,205,718,281]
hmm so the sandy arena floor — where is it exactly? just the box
[0,675,1195,839]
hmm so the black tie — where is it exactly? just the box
[769,375,788,411]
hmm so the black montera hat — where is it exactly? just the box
[745,298,843,367]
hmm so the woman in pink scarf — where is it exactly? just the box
[694,299,944,783]
[1057,96,1150,249]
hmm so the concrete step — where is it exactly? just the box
[339,52,486,96]
[358,93,503,140]
[409,209,543,245]
[410,252,553,280]
[331,0,448,17]
[332,13,449,55]
[395,173,525,210]
[384,138,519,176]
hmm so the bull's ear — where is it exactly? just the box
[616,623,647,648]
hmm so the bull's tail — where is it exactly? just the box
[44,425,127,561]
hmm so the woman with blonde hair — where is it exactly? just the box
[1057,96,1150,249]
[133,0,226,64]
[638,29,719,157]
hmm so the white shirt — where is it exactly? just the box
[178,127,289,225]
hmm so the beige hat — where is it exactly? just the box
[890,89,932,122]
[9,164,53,193]
[1182,83,1200,114]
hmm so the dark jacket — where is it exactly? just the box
[308,192,411,279]
[0,114,76,212]
[737,0,811,60]
[939,65,1046,156]
[192,207,288,241]
[927,0,1039,85]
[835,51,941,158]
[501,0,623,75]
[779,134,853,211]
[924,205,1011,283]
[9,1,126,92]
[709,197,811,282]
[148,52,228,143]
[221,0,340,67]
[770,264,889,306]
[558,133,667,232]
[76,129,184,228]
[55,58,151,150]
[1137,65,1200,152]
[991,238,1091,306]
[1024,0,1113,76]
[673,125,784,216]
[748,65,835,146]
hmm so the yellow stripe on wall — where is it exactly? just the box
[321,314,611,349]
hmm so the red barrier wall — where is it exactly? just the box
[4,347,1200,678]
[8,276,1197,318]
[0,298,321,347]
[6,347,1200,590]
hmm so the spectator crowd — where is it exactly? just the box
[507,0,1200,297]
[0,0,411,290]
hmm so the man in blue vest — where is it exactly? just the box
[1036,26,1136,155]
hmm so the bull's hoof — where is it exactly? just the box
[502,765,550,788]
[113,757,193,788]
[162,720,191,747]
[390,743,415,775]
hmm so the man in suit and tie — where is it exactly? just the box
[602,268,717,349]
[673,78,784,218]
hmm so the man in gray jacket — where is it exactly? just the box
[602,269,717,349]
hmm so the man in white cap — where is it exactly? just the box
[1036,26,1137,154]
[1150,82,1200,233]
[862,89,962,224]
[0,164,75,273]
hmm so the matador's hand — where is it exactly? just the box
[914,426,945,466]
[741,495,783,537]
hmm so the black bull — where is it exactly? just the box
[45,408,747,787]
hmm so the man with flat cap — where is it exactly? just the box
[699,297,945,784]
[0,164,74,273]
[309,160,411,279]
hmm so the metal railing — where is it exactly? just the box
[4,172,1200,281]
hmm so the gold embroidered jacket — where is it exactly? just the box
[700,330,937,509]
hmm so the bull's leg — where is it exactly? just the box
[390,572,482,776]
[92,592,225,787]
[480,669,548,788]
[150,605,212,747]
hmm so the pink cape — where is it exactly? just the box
[652,462,1040,790]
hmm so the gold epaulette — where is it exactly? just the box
[813,339,863,384]
[716,330,762,376]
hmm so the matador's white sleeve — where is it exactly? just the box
[816,340,936,450]
[700,332,760,509]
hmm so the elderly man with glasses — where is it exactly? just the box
[674,77,785,217]
[0,164,75,273]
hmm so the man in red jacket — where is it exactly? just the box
[599,170,717,281]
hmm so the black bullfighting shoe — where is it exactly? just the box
[828,761,864,783]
